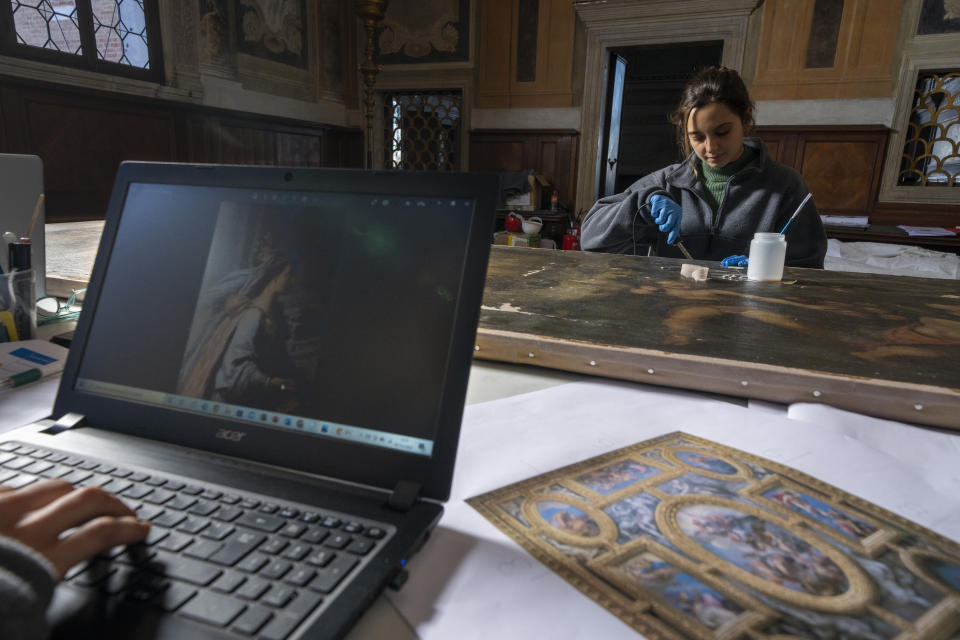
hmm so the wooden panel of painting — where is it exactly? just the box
[474,247,960,429]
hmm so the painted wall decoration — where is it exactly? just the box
[468,432,960,639]
[199,0,230,60]
[237,0,308,68]
[917,0,960,35]
[374,0,471,64]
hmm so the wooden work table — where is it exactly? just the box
[475,247,960,429]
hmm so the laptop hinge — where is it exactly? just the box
[41,413,87,435]
[387,480,421,512]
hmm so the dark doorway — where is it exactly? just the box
[599,41,723,196]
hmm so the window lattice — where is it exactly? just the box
[9,0,150,69]
[898,71,960,187]
[11,0,82,54]
[92,0,149,68]
[384,91,462,171]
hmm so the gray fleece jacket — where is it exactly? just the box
[580,138,827,268]
[0,535,57,640]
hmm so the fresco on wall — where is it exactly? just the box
[199,0,229,61]
[374,0,470,64]
[917,0,960,35]
[237,0,308,68]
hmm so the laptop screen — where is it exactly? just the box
[73,181,477,458]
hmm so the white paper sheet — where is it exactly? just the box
[0,375,59,434]
[387,381,960,640]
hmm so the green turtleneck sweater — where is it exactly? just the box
[699,146,755,213]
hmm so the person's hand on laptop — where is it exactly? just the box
[0,479,149,579]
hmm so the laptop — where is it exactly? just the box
[0,153,46,299]
[1,162,496,639]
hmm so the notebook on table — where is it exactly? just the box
[0,162,496,639]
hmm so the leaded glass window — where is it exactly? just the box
[384,90,463,171]
[1,0,161,80]
[898,71,960,187]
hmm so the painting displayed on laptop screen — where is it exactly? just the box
[75,183,477,457]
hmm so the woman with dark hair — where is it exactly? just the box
[581,66,827,268]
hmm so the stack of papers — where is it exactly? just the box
[820,215,869,228]
[896,225,959,237]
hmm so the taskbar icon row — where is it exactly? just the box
[163,393,433,456]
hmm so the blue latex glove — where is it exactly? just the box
[648,194,682,245]
[721,254,749,268]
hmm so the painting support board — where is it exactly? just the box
[474,248,960,429]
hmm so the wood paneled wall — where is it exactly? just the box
[757,126,887,216]
[469,129,579,211]
[475,0,576,108]
[0,75,362,221]
[751,0,904,100]
[757,125,960,228]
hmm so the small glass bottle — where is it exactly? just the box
[746,232,786,281]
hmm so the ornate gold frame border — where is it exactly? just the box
[660,445,755,482]
[742,475,900,557]
[656,495,875,614]
[591,537,777,640]
[466,432,960,639]
[566,454,677,505]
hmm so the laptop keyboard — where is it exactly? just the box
[0,441,394,639]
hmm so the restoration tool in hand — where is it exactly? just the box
[645,192,694,259]
[779,192,813,235]
[674,238,694,260]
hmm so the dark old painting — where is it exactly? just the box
[917,0,960,35]
[469,432,960,639]
[374,0,471,65]
[475,248,960,428]
[236,0,308,69]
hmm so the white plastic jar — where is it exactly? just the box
[746,232,786,281]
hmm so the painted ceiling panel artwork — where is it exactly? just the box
[468,432,960,639]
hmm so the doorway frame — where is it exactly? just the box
[573,0,758,216]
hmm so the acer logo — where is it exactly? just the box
[216,429,247,442]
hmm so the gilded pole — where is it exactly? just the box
[354,0,389,169]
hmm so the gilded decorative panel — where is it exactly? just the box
[468,432,960,639]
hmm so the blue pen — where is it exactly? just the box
[779,192,814,235]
